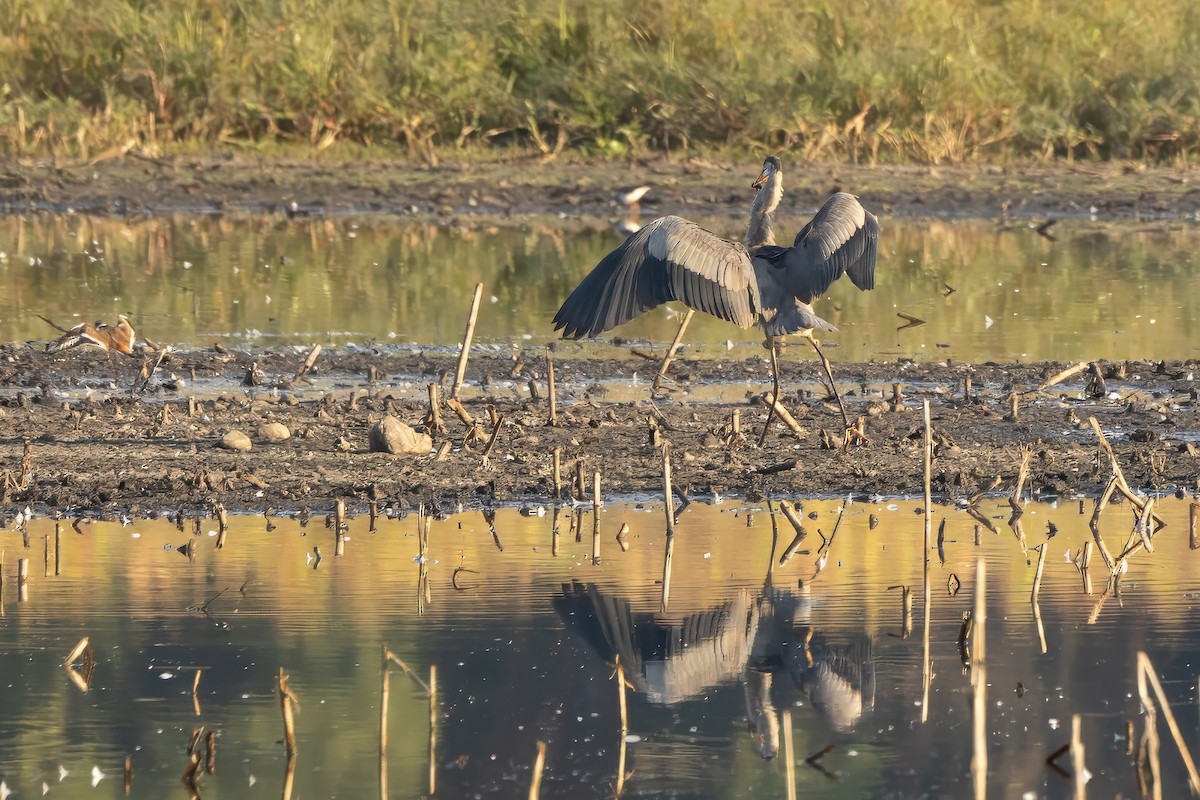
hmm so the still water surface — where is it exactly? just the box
[1,213,1198,362]
[2,498,1199,798]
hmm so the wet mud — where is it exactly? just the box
[0,343,1196,516]
[3,156,1199,221]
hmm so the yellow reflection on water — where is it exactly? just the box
[2,214,1198,362]
[1,496,1198,797]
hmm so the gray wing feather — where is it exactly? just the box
[785,192,879,301]
[554,216,760,339]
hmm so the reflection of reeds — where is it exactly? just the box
[278,667,299,756]
[782,709,796,800]
[529,740,547,800]
[971,558,987,800]
[1136,651,1200,794]
[921,400,933,724]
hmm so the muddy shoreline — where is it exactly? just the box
[0,344,1196,517]
[3,156,1199,221]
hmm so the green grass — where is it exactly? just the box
[2,0,1199,163]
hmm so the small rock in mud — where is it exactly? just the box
[258,422,291,441]
[219,430,253,451]
[368,415,432,455]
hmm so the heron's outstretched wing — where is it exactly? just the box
[771,192,879,302]
[554,216,761,339]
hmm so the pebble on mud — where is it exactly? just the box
[368,415,432,455]
[258,422,291,441]
[219,430,253,451]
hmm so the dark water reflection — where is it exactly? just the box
[2,497,1200,798]
[1,213,1198,362]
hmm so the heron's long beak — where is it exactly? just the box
[752,167,770,189]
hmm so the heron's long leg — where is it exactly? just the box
[757,336,781,446]
[807,337,853,438]
[654,309,695,392]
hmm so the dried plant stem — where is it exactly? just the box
[615,655,629,734]
[546,352,558,426]
[756,393,805,437]
[291,344,322,385]
[426,384,446,434]
[552,448,562,499]
[655,309,694,391]
[452,283,484,399]
[1191,502,1200,550]
[1011,446,1032,512]
[1037,362,1088,392]
[662,443,676,536]
[1031,543,1047,605]
[278,667,298,756]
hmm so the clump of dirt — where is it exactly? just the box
[0,343,1196,517]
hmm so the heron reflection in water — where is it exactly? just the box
[554,580,874,759]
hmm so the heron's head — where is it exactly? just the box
[752,156,782,189]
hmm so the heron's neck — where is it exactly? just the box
[746,176,783,247]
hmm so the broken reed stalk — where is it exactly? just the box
[1031,543,1048,606]
[660,535,675,613]
[1088,416,1165,528]
[278,667,298,756]
[205,730,217,775]
[528,741,547,800]
[451,282,484,400]
[1070,715,1086,800]
[54,522,61,575]
[480,413,504,465]
[1037,362,1088,393]
[615,655,629,734]
[380,647,391,757]
[552,448,562,499]
[1080,540,1094,595]
[575,459,586,503]
[662,443,676,536]
[1011,446,1032,511]
[1192,502,1200,550]
[592,469,602,564]
[655,309,694,390]
[756,392,805,437]
[782,708,797,800]
[426,384,446,434]
[335,498,346,557]
[545,352,558,426]
[921,399,933,725]
[1137,651,1200,794]
[291,344,322,385]
[971,558,987,800]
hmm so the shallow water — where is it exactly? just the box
[1,213,1198,362]
[2,497,1199,798]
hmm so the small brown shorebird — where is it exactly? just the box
[39,314,137,356]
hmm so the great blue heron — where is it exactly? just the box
[554,156,879,441]
[39,314,137,356]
